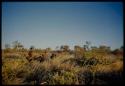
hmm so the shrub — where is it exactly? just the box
[2,48,123,85]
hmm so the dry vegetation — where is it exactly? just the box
[2,44,123,85]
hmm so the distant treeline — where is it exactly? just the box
[3,41,123,57]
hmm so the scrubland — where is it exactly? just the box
[2,48,123,85]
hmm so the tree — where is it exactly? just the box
[99,45,110,51]
[120,46,123,51]
[99,45,111,54]
[112,46,123,56]
[74,45,85,58]
[112,49,123,56]
[46,47,52,52]
[12,41,18,49]
[5,44,11,49]
[60,45,63,51]
[12,40,24,49]
[83,45,87,51]
[84,41,91,51]
[91,46,97,50]
[64,45,69,52]
[55,46,59,50]
[18,44,24,49]
[60,45,69,52]
[30,45,35,50]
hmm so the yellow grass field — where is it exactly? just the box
[2,48,123,85]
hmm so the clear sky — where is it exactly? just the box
[2,2,123,50]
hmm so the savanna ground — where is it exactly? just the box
[2,47,123,85]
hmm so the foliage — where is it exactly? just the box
[74,45,85,58]
[2,45,123,85]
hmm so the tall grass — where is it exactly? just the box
[2,50,123,85]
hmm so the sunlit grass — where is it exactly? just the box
[2,50,123,85]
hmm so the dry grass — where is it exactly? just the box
[2,49,123,85]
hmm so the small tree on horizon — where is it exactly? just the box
[12,40,24,50]
[5,44,11,49]
[60,45,70,52]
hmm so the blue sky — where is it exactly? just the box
[2,2,123,50]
